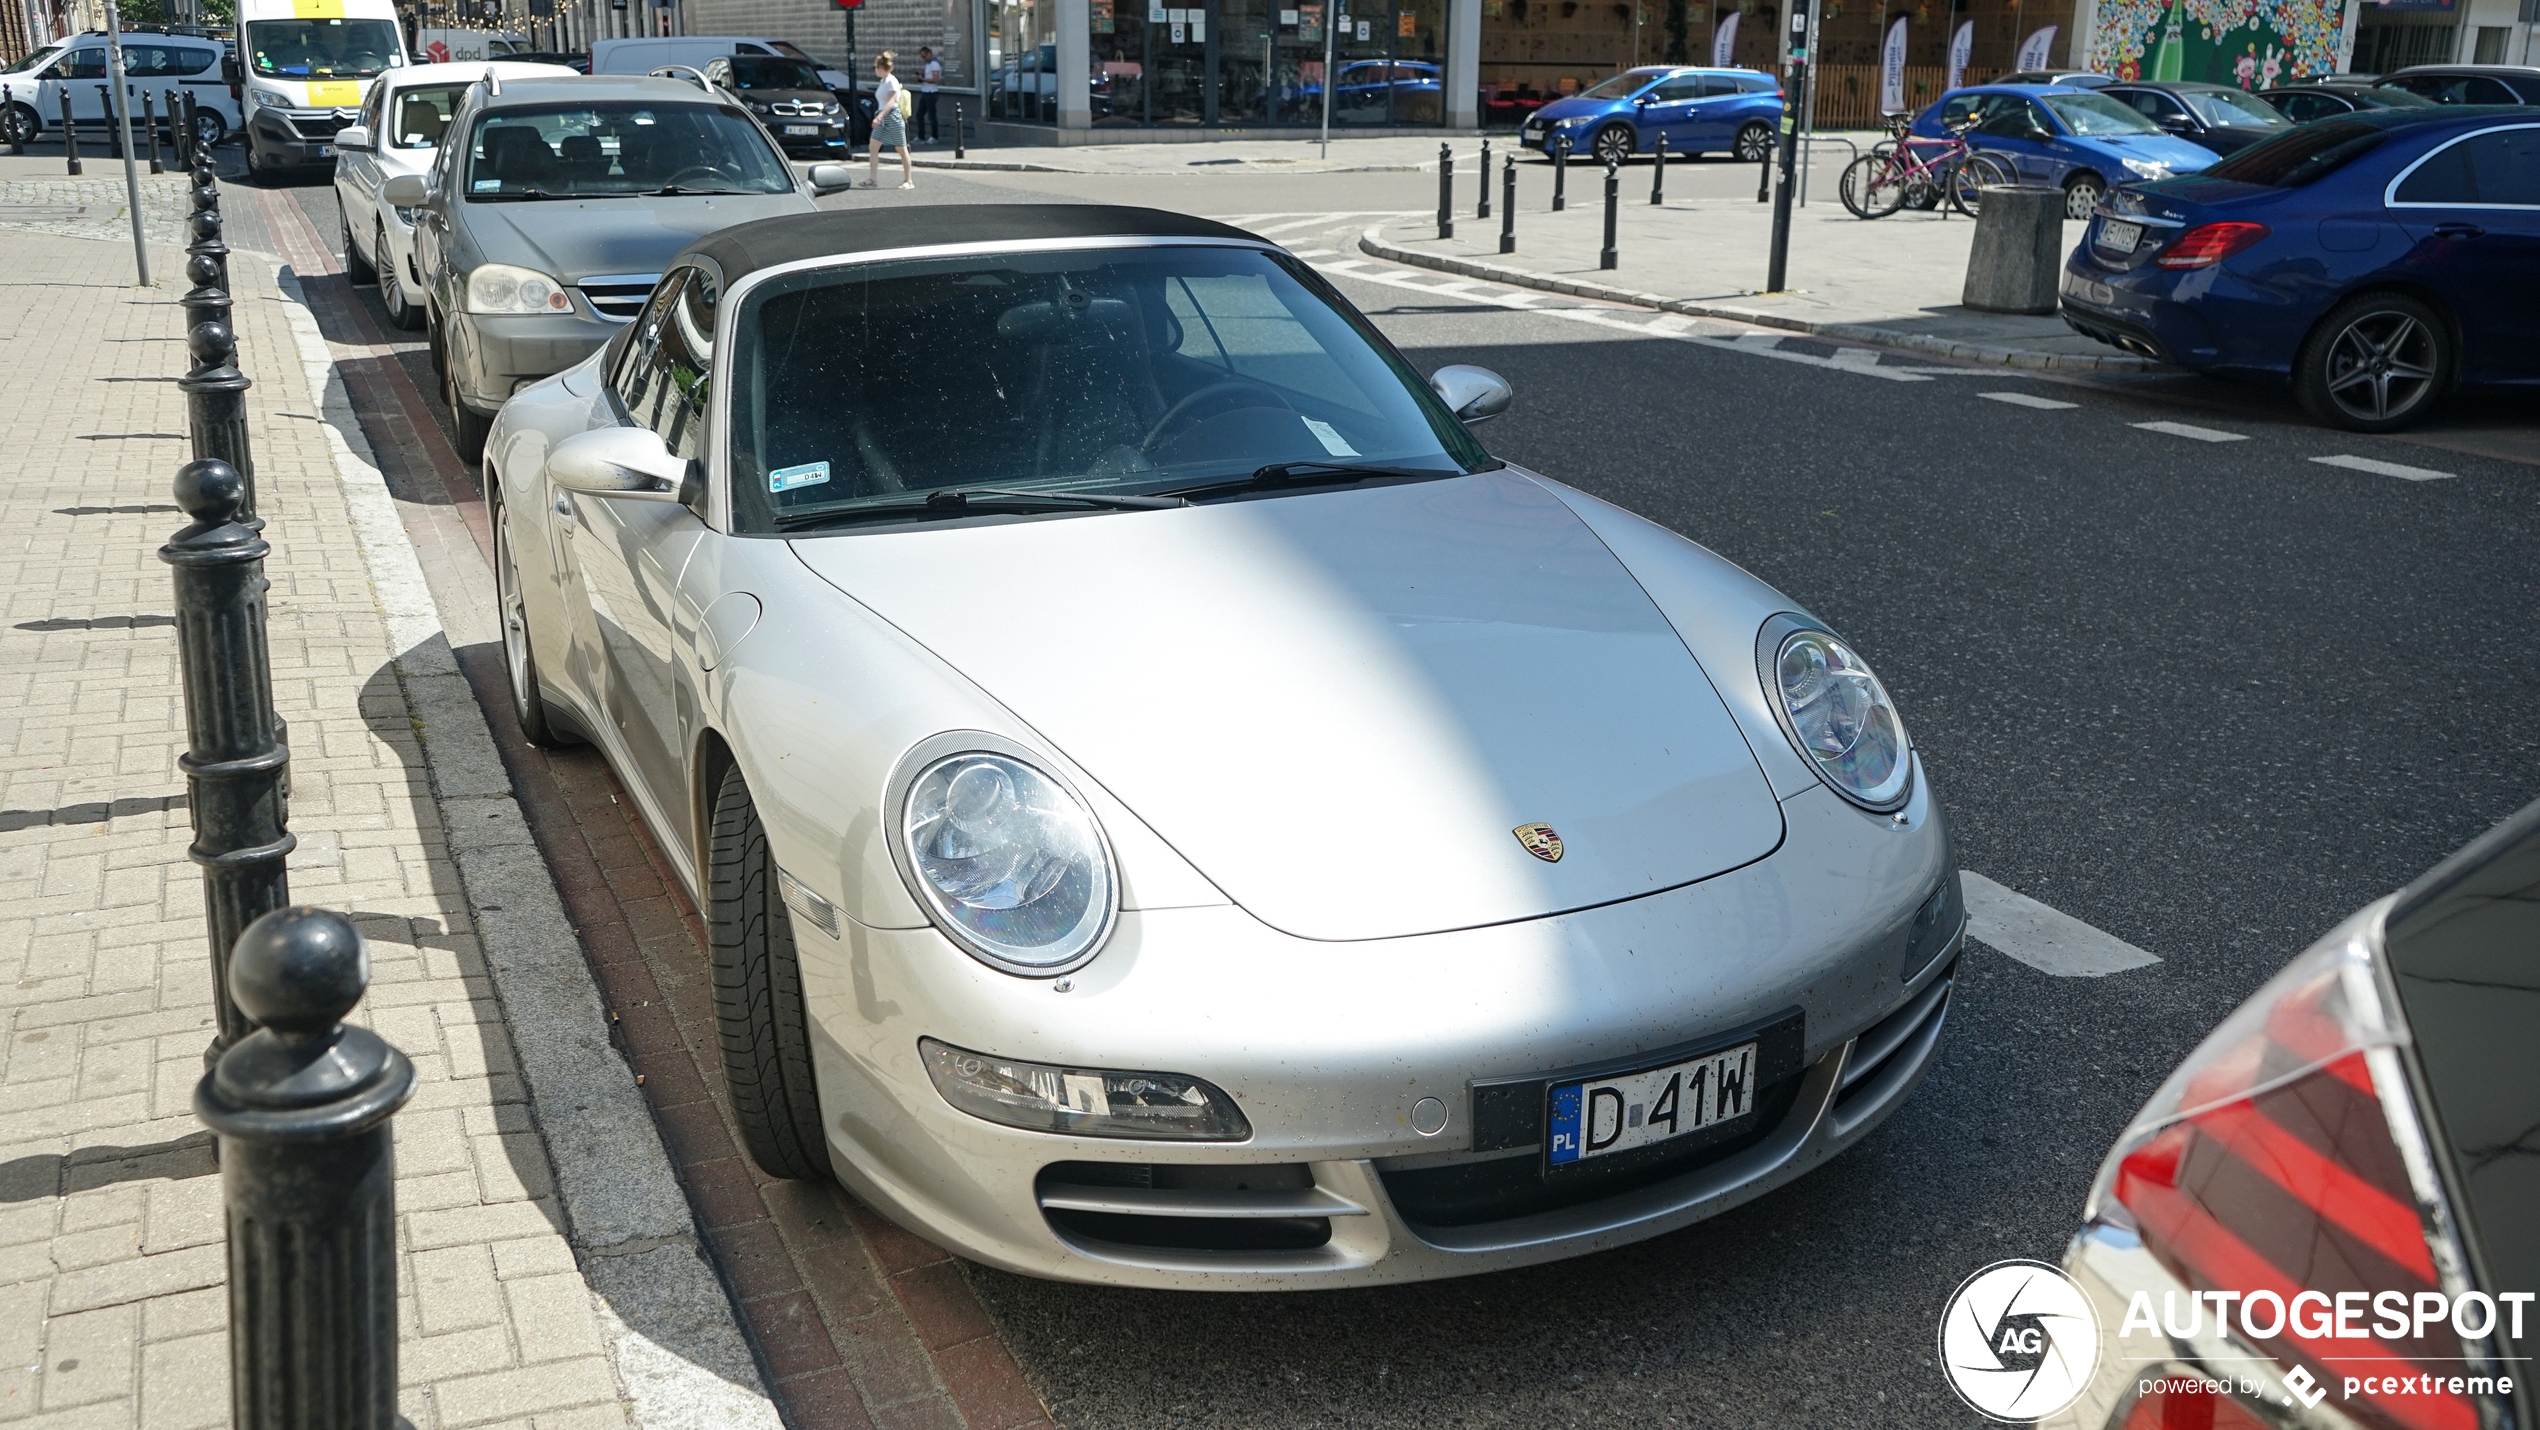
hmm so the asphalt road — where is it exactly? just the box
[255,166,2540,1430]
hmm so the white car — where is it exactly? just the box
[331,59,574,330]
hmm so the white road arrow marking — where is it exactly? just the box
[2312,453,2454,482]
[1960,872,2162,978]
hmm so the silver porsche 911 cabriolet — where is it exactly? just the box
[484,204,1964,1288]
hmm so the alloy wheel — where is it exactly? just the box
[2063,177,2103,220]
[2322,311,2438,425]
[1736,123,1773,163]
[494,512,536,730]
[1592,124,1633,166]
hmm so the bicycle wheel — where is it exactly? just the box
[1949,153,2019,217]
[1840,153,1909,219]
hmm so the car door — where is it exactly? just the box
[1976,96,2060,181]
[565,267,712,818]
[50,45,108,128]
[339,80,389,238]
[2386,122,2540,381]
[1633,74,1703,149]
[1684,73,1749,150]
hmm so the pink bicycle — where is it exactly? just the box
[1839,114,2019,219]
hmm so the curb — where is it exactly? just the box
[1355,225,2166,373]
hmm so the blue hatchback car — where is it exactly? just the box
[1520,66,1783,166]
[2061,109,2540,431]
[1911,84,2218,219]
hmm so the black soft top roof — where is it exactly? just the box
[682,205,1265,282]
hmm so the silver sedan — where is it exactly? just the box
[482,205,1964,1288]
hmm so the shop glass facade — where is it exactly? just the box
[994,0,1448,125]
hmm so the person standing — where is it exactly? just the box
[916,46,942,144]
[865,52,914,189]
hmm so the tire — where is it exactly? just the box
[2062,172,2105,221]
[342,209,376,286]
[491,484,573,748]
[442,346,492,463]
[190,109,226,150]
[1,103,39,149]
[708,766,834,1182]
[1734,120,1774,163]
[1590,122,1634,166]
[1949,152,2018,216]
[242,139,269,185]
[427,306,448,380]
[1839,153,1907,219]
[2294,291,2451,433]
[379,220,423,330]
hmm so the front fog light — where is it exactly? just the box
[921,1038,1251,1140]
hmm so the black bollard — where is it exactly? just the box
[1553,134,1569,212]
[1499,152,1516,255]
[1601,160,1619,270]
[1477,136,1491,219]
[1651,132,1667,204]
[60,87,80,174]
[1758,128,1773,203]
[4,85,23,156]
[1436,141,1454,240]
[181,182,258,530]
[142,88,163,174]
[162,460,294,1071]
[954,100,965,159]
[196,906,414,1430]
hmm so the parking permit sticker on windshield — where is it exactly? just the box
[473,179,500,192]
[1300,417,1360,458]
[769,461,831,493]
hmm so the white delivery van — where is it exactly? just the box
[413,29,530,65]
[0,31,242,152]
[232,0,409,180]
[589,36,851,92]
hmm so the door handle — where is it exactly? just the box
[2433,223,2485,239]
[553,494,574,518]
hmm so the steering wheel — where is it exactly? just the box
[666,164,737,189]
[1141,378,1294,454]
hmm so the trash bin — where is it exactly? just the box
[1962,185,2065,316]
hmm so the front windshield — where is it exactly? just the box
[726,246,1491,535]
[2043,92,2162,134]
[390,84,464,148]
[245,18,401,79]
[2184,88,2290,128]
[465,102,793,198]
[1577,72,1655,100]
[727,56,826,90]
[2,44,60,74]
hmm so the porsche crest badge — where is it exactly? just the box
[1513,823,1564,862]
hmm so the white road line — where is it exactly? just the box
[2132,420,2249,443]
[1980,391,2080,410]
[1960,872,2162,978]
[1829,348,1887,370]
[2313,453,2456,482]
[1644,314,1695,335]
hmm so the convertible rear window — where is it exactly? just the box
[2200,117,2390,187]
[724,246,1491,534]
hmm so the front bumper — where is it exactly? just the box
[447,306,619,415]
[1520,122,1583,154]
[799,772,1961,1288]
[248,108,348,168]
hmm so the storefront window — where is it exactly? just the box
[1005,0,1444,126]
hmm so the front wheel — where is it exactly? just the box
[0,104,39,149]
[2294,291,2452,433]
[341,209,375,285]
[491,486,573,748]
[709,766,835,1182]
[2062,173,2105,221]
[1949,152,2018,216]
[1591,122,1635,166]
[1734,120,1774,163]
[1839,153,1907,219]
[379,220,423,330]
[190,109,226,150]
[442,348,492,463]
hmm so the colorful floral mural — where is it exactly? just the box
[2091,0,2346,87]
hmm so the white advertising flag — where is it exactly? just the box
[1711,10,1739,66]
[2016,24,2058,71]
[1880,16,1908,115]
[1948,19,1973,89]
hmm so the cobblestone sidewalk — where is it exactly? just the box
[0,229,776,1428]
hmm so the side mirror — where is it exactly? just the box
[2157,114,2192,132]
[221,55,240,84]
[381,173,428,206]
[551,426,701,504]
[1429,364,1513,424]
[335,124,373,152]
[807,161,854,195]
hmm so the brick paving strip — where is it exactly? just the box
[234,183,1053,1430]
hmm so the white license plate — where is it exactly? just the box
[784,124,821,135]
[1547,1040,1758,1166]
[315,144,334,157]
[2099,219,2143,254]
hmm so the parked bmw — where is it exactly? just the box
[1913,84,2217,218]
[1522,66,1782,166]
[2061,109,2540,430]
[331,59,578,331]
[481,204,1964,1288]
[2256,80,2435,124]
[2042,792,2540,1430]
[389,71,849,460]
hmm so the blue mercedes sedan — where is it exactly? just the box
[2060,109,2540,431]
[1520,66,1783,166]
[1911,84,2217,218]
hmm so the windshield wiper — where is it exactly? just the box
[1154,460,1464,502]
[775,486,1185,532]
[645,184,763,196]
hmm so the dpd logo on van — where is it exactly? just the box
[1937,1259,2101,1422]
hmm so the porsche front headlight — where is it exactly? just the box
[1772,628,1911,810]
[901,752,1115,975]
[466,262,572,315]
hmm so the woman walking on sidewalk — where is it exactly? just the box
[865,52,913,190]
